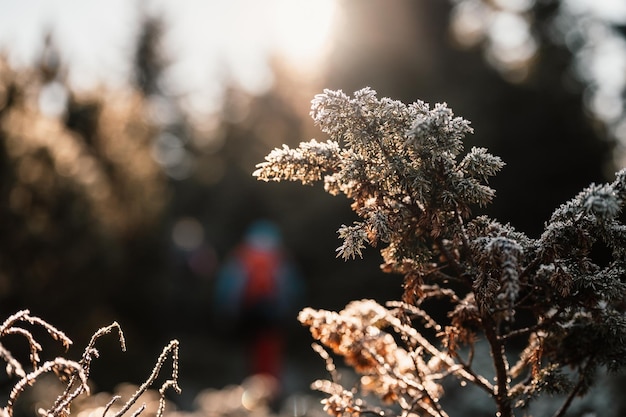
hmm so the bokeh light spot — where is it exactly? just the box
[172,217,204,251]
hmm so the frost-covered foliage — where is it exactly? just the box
[0,310,180,417]
[255,88,626,417]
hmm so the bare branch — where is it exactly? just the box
[112,340,180,417]
[6,358,88,417]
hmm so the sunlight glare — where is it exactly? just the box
[156,0,338,116]
[269,0,337,75]
[0,0,339,118]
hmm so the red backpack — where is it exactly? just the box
[238,245,282,306]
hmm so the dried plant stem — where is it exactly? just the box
[102,396,122,417]
[0,345,25,378]
[48,322,127,417]
[386,314,494,393]
[6,358,88,417]
[0,310,72,350]
[312,343,339,382]
[409,354,449,417]
[1,311,180,417]
[4,327,43,369]
[129,404,146,417]
[112,339,180,417]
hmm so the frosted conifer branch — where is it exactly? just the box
[257,88,504,264]
[546,171,625,226]
[253,139,342,185]
[406,102,470,156]
[582,184,621,221]
[487,237,522,321]
[336,223,368,260]
[256,88,626,417]
[459,147,506,182]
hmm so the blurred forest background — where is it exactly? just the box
[0,0,625,413]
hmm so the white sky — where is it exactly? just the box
[0,0,338,114]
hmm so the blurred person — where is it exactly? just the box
[214,220,303,392]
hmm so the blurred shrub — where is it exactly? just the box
[0,55,168,335]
